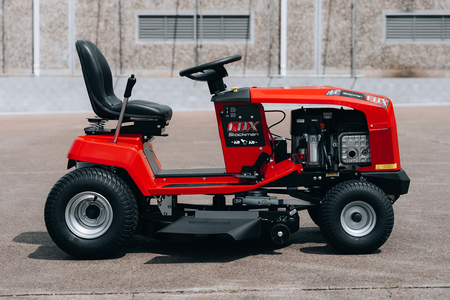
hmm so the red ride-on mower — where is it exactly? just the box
[45,40,410,259]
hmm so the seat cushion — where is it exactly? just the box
[111,100,173,121]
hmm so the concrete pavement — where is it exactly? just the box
[0,106,449,299]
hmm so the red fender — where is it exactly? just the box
[67,134,156,196]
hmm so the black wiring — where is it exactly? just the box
[266,110,286,130]
[265,110,290,159]
[272,132,291,141]
[265,110,290,141]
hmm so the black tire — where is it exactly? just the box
[270,224,291,245]
[44,167,138,259]
[318,180,394,254]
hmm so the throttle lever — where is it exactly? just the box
[123,74,136,98]
[113,74,136,144]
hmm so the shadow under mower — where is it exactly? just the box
[44,40,410,259]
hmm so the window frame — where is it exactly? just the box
[383,10,450,44]
[135,10,254,45]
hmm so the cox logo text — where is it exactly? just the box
[227,121,260,132]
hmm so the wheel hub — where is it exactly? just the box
[351,212,362,222]
[340,201,376,237]
[86,204,101,219]
[65,191,113,239]
[270,224,290,245]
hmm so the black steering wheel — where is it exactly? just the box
[179,54,242,82]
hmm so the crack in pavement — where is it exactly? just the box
[2,285,450,298]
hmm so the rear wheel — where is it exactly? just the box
[318,180,394,254]
[45,167,138,259]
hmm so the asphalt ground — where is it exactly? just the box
[0,105,449,299]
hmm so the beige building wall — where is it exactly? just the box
[1,0,33,74]
[1,0,450,77]
[322,0,450,77]
[124,0,280,76]
[0,2,3,73]
[76,0,117,72]
[287,1,315,71]
[40,0,69,73]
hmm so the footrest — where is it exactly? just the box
[157,211,261,241]
[233,172,260,180]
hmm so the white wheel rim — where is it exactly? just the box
[65,191,113,239]
[340,201,376,237]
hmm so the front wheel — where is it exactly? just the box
[44,167,138,259]
[318,180,394,254]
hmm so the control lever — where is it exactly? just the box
[113,74,136,144]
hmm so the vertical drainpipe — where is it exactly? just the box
[267,0,271,76]
[33,0,40,76]
[68,0,75,75]
[2,0,7,74]
[194,0,198,66]
[351,0,357,77]
[314,0,322,75]
[119,0,125,75]
[279,0,287,77]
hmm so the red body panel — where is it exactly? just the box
[214,102,273,173]
[67,86,402,196]
[250,86,401,172]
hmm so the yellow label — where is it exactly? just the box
[375,163,397,170]
[326,173,339,177]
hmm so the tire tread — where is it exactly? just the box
[44,167,138,259]
[318,180,394,254]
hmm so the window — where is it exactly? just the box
[384,11,450,43]
[136,11,252,44]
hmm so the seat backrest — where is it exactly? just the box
[76,40,121,118]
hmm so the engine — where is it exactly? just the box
[290,108,370,171]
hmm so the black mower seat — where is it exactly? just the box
[76,40,172,121]
[108,99,172,120]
